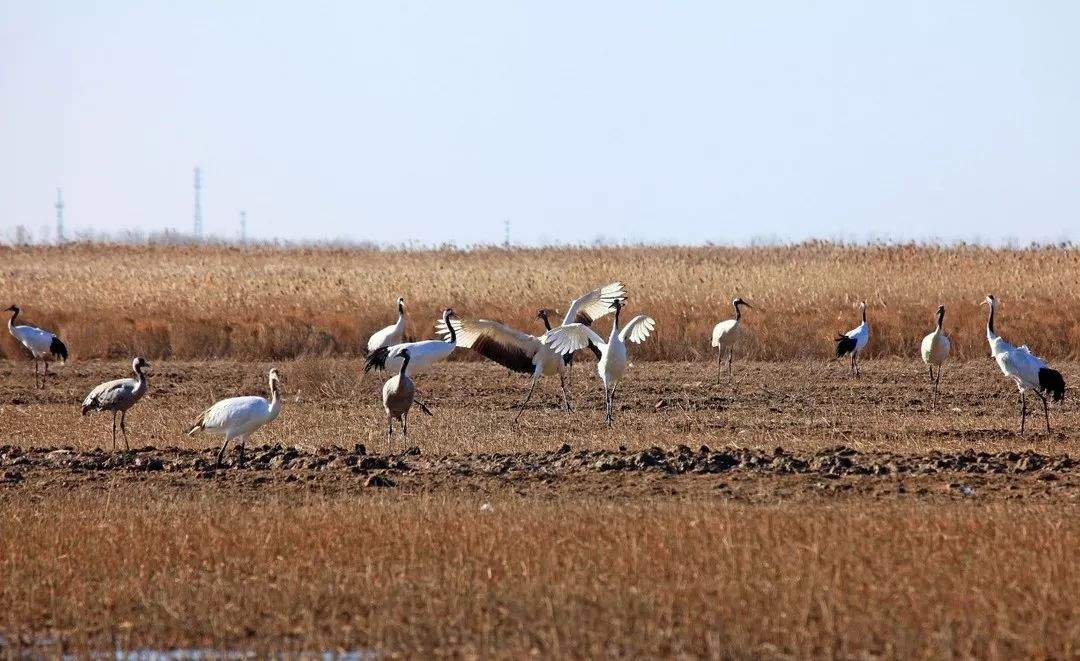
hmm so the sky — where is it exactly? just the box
[2,1,1079,246]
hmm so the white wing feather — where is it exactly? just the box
[562,282,626,326]
[619,315,655,344]
[711,319,738,347]
[436,318,542,354]
[544,323,605,355]
[11,324,56,356]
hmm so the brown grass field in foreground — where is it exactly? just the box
[2,242,1079,361]
[1,491,1078,658]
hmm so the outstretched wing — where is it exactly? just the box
[562,282,627,327]
[435,318,540,374]
[543,323,606,356]
[619,315,655,344]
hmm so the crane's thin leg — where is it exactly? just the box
[727,349,734,379]
[927,365,934,382]
[237,435,247,466]
[120,410,130,452]
[606,384,619,427]
[111,411,117,451]
[717,348,723,385]
[33,360,40,388]
[42,360,49,388]
[403,412,408,440]
[559,372,571,412]
[934,367,942,406]
[1038,392,1051,433]
[1019,392,1027,435]
[513,376,540,425]
[386,417,393,453]
[217,434,232,467]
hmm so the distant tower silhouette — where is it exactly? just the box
[193,167,203,239]
[54,188,65,244]
[239,210,247,244]
[504,218,511,249]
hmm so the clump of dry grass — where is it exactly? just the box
[1,490,1077,657]
[1,242,1077,361]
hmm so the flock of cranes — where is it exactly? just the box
[3,287,1068,464]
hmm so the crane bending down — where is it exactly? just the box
[382,348,416,451]
[983,295,1065,434]
[81,357,150,451]
[920,305,951,404]
[186,368,283,466]
[711,298,753,382]
[544,299,655,427]
[835,301,869,376]
[6,305,68,388]
[367,297,407,354]
[436,283,625,423]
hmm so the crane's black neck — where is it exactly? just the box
[540,313,553,332]
[734,301,742,321]
[936,308,945,330]
[987,302,995,335]
[613,306,622,332]
[7,307,18,327]
[444,313,456,344]
[398,301,405,315]
[134,363,147,380]
[861,306,866,324]
[400,354,411,376]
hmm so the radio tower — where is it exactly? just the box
[239,210,247,245]
[55,188,65,244]
[193,167,203,240]
[503,218,511,249]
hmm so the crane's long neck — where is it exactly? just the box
[396,303,406,326]
[540,314,553,332]
[734,302,742,322]
[444,314,456,344]
[610,307,622,342]
[861,306,867,324]
[269,376,281,414]
[986,302,997,340]
[399,355,410,378]
[936,309,944,331]
[7,308,18,331]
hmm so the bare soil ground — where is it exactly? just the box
[2,357,1079,656]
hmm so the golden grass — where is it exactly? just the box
[2,242,1078,361]
[1,490,1077,657]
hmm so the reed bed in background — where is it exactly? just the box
[2,242,1077,361]
[1,492,1077,657]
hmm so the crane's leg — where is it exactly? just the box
[727,349,734,379]
[237,435,248,466]
[854,353,861,377]
[42,360,50,388]
[111,411,117,451]
[934,367,942,405]
[217,434,233,467]
[1038,392,1051,433]
[513,375,540,425]
[120,410,130,452]
[1019,392,1027,435]
[607,383,619,427]
[33,360,40,388]
[559,372,571,412]
[386,416,393,454]
[403,412,408,440]
[716,348,723,385]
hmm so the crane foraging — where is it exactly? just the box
[382,348,416,451]
[834,301,869,376]
[81,357,150,451]
[711,298,753,382]
[544,299,655,427]
[5,305,68,388]
[186,368,284,466]
[983,295,1065,434]
[367,297,407,354]
[920,305,951,404]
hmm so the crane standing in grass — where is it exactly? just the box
[711,298,753,383]
[920,305,951,405]
[544,299,655,427]
[835,301,869,376]
[982,295,1065,434]
[186,368,284,466]
[5,305,68,388]
[81,357,150,451]
[367,297,407,354]
[365,308,458,377]
[382,348,416,450]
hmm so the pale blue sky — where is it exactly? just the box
[2,2,1078,245]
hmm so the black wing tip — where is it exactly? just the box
[835,336,856,357]
[1039,367,1066,402]
[364,346,390,373]
[50,336,69,362]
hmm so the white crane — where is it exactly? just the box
[366,297,407,354]
[536,282,627,380]
[982,295,1065,434]
[5,305,68,388]
[711,298,753,382]
[834,301,869,376]
[81,357,150,451]
[920,305,951,403]
[186,368,284,466]
[364,308,458,376]
[436,283,625,423]
[544,299,655,426]
[382,348,416,450]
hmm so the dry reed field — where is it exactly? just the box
[2,242,1079,361]
[2,244,1080,657]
